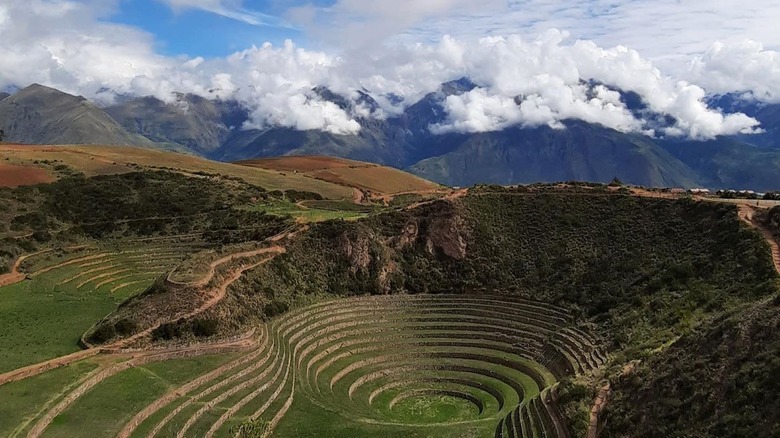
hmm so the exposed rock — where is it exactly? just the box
[425,214,467,260]
[339,231,373,272]
[395,221,419,249]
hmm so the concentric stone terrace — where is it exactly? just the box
[124,295,606,437]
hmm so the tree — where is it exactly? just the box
[0,129,5,142]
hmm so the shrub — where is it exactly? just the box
[89,324,117,344]
[114,318,138,336]
[191,319,219,338]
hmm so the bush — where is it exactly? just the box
[89,324,117,344]
[192,319,219,338]
[114,318,137,336]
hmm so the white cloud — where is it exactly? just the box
[0,0,772,139]
[427,33,759,138]
[686,41,780,103]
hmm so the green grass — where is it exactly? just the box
[0,242,202,373]
[0,361,98,437]
[245,200,369,223]
[0,279,117,373]
[273,394,495,438]
[42,354,239,438]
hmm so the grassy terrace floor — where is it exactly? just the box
[0,240,206,373]
[116,295,603,438]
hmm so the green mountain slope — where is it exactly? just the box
[0,84,151,146]
[104,94,247,155]
[410,123,701,188]
[661,137,780,191]
[605,297,780,437]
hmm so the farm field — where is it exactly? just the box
[0,145,354,199]
[237,156,443,195]
[0,361,98,437]
[0,163,55,187]
[108,295,600,438]
[245,199,378,223]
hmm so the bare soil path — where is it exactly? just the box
[738,205,780,275]
[0,249,54,288]
[586,383,611,438]
[105,247,283,351]
[2,228,296,389]
[0,350,102,386]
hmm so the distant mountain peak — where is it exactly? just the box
[440,77,478,96]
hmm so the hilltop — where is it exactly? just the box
[237,155,442,198]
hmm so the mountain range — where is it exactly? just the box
[1,83,780,191]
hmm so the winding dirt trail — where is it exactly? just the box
[738,205,780,275]
[0,250,53,288]
[586,383,611,438]
[2,228,296,395]
[106,247,284,351]
[0,350,102,386]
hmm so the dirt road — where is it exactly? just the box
[738,205,780,274]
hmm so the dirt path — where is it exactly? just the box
[0,249,55,288]
[586,383,611,438]
[116,329,268,438]
[106,248,283,351]
[165,227,297,288]
[0,350,102,387]
[738,205,780,274]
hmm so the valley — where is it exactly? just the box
[0,149,777,437]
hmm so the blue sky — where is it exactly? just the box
[111,0,305,57]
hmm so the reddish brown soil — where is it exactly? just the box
[237,155,365,172]
[0,163,55,187]
[0,249,55,288]
[587,383,611,438]
[238,156,440,195]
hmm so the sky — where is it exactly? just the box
[1,0,779,139]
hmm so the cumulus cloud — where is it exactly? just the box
[686,41,780,103]
[427,32,760,138]
[0,0,771,139]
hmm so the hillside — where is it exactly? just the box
[86,185,778,436]
[237,155,442,195]
[661,136,780,190]
[410,123,701,188]
[0,144,355,199]
[0,85,150,146]
[604,297,780,437]
[104,94,248,155]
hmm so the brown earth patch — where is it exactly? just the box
[238,155,440,195]
[0,163,55,187]
[238,155,367,172]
